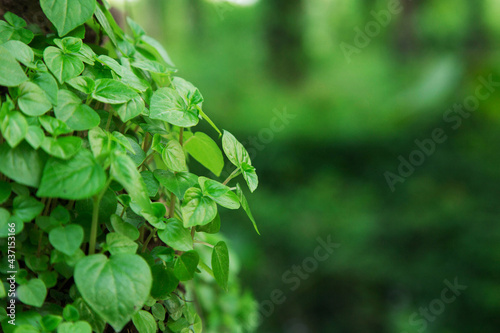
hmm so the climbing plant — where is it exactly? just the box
[0,1,259,332]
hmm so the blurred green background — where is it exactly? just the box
[116,0,500,332]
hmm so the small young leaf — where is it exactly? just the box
[110,214,140,241]
[184,132,224,176]
[0,110,27,148]
[162,139,187,172]
[63,304,80,322]
[132,310,157,333]
[198,177,240,209]
[41,315,63,331]
[173,250,199,281]
[236,183,260,235]
[39,115,72,136]
[152,303,166,321]
[212,241,230,290]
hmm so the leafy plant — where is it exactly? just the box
[0,1,259,332]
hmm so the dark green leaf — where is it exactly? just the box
[173,250,199,281]
[37,149,106,200]
[0,181,11,204]
[212,241,229,290]
[153,170,198,199]
[196,212,220,234]
[158,218,193,251]
[150,264,179,299]
[41,315,62,331]
[62,304,80,322]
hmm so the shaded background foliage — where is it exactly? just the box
[116,0,498,332]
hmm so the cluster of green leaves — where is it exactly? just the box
[0,1,259,332]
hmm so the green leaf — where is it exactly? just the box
[0,110,27,148]
[198,177,240,209]
[110,214,140,241]
[17,279,47,307]
[212,241,229,290]
[236,183,260,235]
[13,196,44,222]
[150,87,199,127]
[39,271,58,288]
[40,0,96,37]
[0,181,11,204]
[94,4,120,47]
[125,137,147,167]
[172,77,203,106]
[58,37,83,53]
[126,17,145,39]
[92,78,138,104]
[196,212,220,234]
[141,170,160,197]
[67,76,95,95]
[139,35,176,67]
[152,303,166,321]
[184,132,224,176]
[74,254,152,332]
[150,264,179,299]
[17,82,52,116]
[174,250,199,281]
[4,12,27,28]
[132,310,157,333]
[115,96,145,122]
[0,46,27,86]
[162,140,187,172]
[57,321,92,333]
[241,162,259,193]
[25,125,45,149]
[110,152,157,225]
[62,304,80,322]
[37,149,106,200]
[41,136,82,159]
[39,116,72,137]
[106,232,138,255]
[1,40,34,66]
[153,170,197,199]
[54,90,100,131]
[0,142,45,187]
[158,218,193,251]
[44,46,84,83]
[0,213,24,238]
[73,298,106,333]
[41,315,63,331]
[222,130,251,167]
[181,187,217,228]
[32,72,58,105]
[49,225,84,256]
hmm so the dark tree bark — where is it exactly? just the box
[0,0,52,32]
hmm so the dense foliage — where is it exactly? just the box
[0,1,260,332]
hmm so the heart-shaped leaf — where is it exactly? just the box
[17,279,47,307]
[0,46,27,87]
[181,187,217,228]
[57,321,92,333]
[74,254,152,332]
[132,310,157,333]
[49,225,84,256]
[158,218,193,251]
[18,81,52,116]
[40,0,96,37]
[173,250,199,281]
[150,87,199,127]
[44,47,84,83]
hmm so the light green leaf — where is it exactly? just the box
[44,46,84,83]
[181,187,217,228]
[49,225,84,255]
[0,142,45,187]
[13,195,44,222]
[25,125,45,149]
[58,37,83,53]
[92,78,138,104]
[1,40,34,66]
[37,149,106,200]
[174,250,199,281]
[152,303,165,321]
[17,279,47,307]
[17,82,52,116]
[184,132,224,176]
[222,130,251,168]
[106,232,138,255]
[153,170,198,199]
[41,136,82,160]
[198,177,240,209]
[74,254,152,332]
[115,96,145,122]
[94,3,120,47]
[132,310,157,333]
[212,241,229,290]
[0,110,27,148]
[110,214,140,241]
[139,35,176,67]
[67,76,95,94]
[242,162,259,192]
[150,87,199,127]
[172,77,203,106]
[0,46,27,86]
[32,72,58,105]
[40,0,96,37]
[158,218,193,251]
[162,139,187,172]
[131,59,172,75]
[39,115,72,136]
[54,90,100,130]
[236,183,260,235]
[57,321,92,333]
[0,214,24,238]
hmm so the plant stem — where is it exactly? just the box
[89,195,100,255]
[194,240,214,248]
[179,127,184,145]
[142,228,157,252]
[222,168,241,185]
[105,109,113,132]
